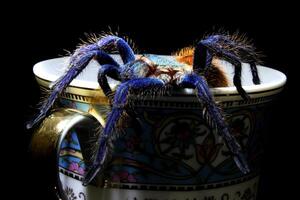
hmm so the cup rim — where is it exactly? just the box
[33,56,287,96]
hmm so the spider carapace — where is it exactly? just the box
[127,53,229,89]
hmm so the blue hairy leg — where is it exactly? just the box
[27,36,136,129]
[249,62,260,84]
[178,73,250,174]
[26,50,118,129]
[197,41,249,100]
[230,58,249,100]
[205,35,260,84]
[97,35,135,64]
[97,64,122,101]
[193,42,213,72]
[193,35,261,100]
[97,36,137,100]
[83,78,165,185]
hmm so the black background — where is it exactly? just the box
[9,2,298,200]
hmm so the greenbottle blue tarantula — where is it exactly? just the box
[27,33,261,185]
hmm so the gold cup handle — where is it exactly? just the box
[31,108,100,199]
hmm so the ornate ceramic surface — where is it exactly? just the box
[32,56,286,199]
[56,95,269,199]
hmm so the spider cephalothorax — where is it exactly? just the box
[121,54,192,84]
[27,33,261,185]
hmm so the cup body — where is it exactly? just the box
[32,56,286,200]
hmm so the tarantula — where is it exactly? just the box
[27,33,261,185]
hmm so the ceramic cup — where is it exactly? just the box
[32,55,286,200]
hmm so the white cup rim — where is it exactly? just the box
[33,56,287,95]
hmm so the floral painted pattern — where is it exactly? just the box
[64,187,77,200]
[111,171,137,183]
[64,187,86,200]
[195,133,223,165]
[156,114,227,173]
[69,162,85,175]
[59,131,86,176]
[158,117,208,162]
[58,99,263,186]
[228,113,252,149]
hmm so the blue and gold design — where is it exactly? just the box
[31,50,286,199]
[58,95,266,187]
[59,130,86,176]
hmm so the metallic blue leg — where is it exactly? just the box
[97,64,122,101]
[231,59,250,100]
[193,42,213,73]
[83,78,164,185]
[95,35,137,100]
[97,35,135,64]
[178,73,250,174]
[250,62,260,84]
[194,40,249,100]
[208,44,250,100]
[26,50,117,129]
[197,35,262,99]
[202,33,260,84]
